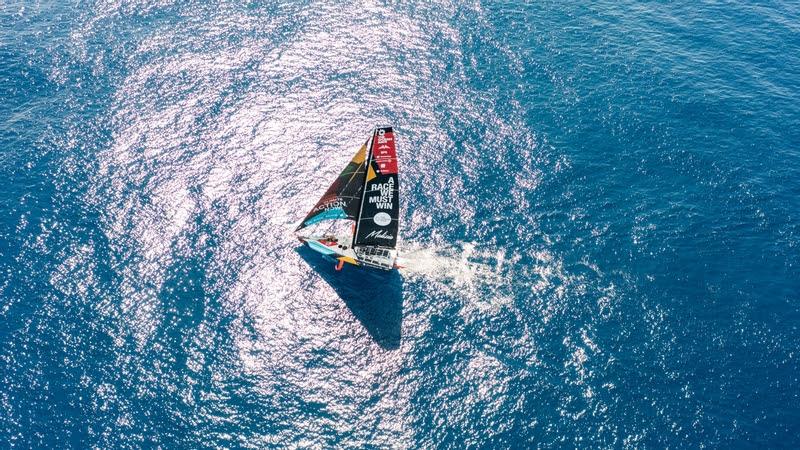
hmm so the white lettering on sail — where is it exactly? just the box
[376,128,392,145]
[312,199,346,212]
[367,178,395,209]
[365,230,393,240]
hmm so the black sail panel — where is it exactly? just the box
[354,127,399,248]
[295,141,368,231]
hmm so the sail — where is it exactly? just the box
[295,140,369,231]
[354,127,399,248]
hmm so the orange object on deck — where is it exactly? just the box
[335,260,344,271]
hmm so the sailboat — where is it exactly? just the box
[295,126,400,271]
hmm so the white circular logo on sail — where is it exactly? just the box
[373,212,391,227]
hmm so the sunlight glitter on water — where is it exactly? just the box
[35,0,652,446]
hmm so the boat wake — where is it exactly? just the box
[397,242,522,317]
[398,242,504,283]
[397,240,584,321]
[400,240,518,292]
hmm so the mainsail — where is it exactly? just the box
[295,139,369,230]
[295,126,400,271]
[353,127,399,248]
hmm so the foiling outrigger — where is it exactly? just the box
[295,126,401,271]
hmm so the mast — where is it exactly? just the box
[352,129,375,245]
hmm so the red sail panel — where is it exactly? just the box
[372,128,398,174]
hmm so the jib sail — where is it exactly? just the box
[295,140,369,231]
[354,127,399,248]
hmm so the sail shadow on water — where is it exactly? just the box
[295,245,403,350]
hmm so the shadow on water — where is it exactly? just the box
[295,245,403,350]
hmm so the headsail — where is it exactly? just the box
[295,139,369,231]
[354,127,399,248]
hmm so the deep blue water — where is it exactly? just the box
[2,1,800,447]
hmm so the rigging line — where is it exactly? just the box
[353,129,375,245]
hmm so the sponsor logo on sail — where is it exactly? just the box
[376,128,391,145]
[312,198,346,212]
[373,212,392,226]
[365,230,393,240]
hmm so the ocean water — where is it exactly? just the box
[2,0,799,447]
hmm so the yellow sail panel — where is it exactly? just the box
[351,144,366,165]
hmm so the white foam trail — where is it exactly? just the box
[399,242,490,283]
[399,242,521,322]
[398,241,515,307]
